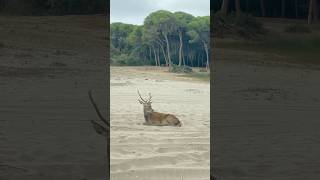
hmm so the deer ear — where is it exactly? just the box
[91,120,107,137]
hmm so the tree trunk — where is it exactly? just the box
[163,33,172,68]
[157,47,161,66]
[156,40,168,66]
[220,0,229,15]
[260,0,266,17]
[235,0,241,16]
[246,0,249,12]
[152,45,157,66]
[212,36,216,70]
[149,46,152,62]
[309,0,314,24]
[295,0,298,18]
[178,30,183,66]
[281,0,286,17]
[314,0,318,21]
[203,41,209,71]
[182,51,185,66]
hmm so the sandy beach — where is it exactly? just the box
[110,66,210,180]
[0,16,107,180]
[212,48,320,180]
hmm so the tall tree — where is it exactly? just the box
[220,0,229,15]
[174,12,194,66]
[144,10,178,68]
[314,0,318,21]
[110,23,135,52]
[308,0,314,24]
[295,0,299,18]
[281,0,286,17]
[188,16,210,70]
[235,0,242,16]
[260,0,266,17]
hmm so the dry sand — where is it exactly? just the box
[110,66,210,180]
[212,49,320,180]
[0,16,107,180]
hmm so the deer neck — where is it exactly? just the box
[143,107,154,114]
[143,106,154,121]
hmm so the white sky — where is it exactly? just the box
[110,0,210,25]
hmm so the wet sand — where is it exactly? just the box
[110,66,210,180]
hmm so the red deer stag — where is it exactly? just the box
[137,90,182,127]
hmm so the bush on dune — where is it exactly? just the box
[169,64,193,73]
[111,53,144,66]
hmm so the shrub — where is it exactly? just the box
[284,24,311,33]
[111,53,143,66]
[169,64,193,73]
[234,14,265,38]
[213,12,265,39]
[199,68,207,72]
[111,54,127,65]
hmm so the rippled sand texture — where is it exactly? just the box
[0,16,107,180]
[213,49,320,180]
[110,66,210,180]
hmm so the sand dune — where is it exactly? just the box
[110,67,210,180]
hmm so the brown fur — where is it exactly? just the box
[138,91,182,127]
[143,111,181,127]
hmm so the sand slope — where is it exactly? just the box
[110,67,210,180]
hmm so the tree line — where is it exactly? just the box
[212,0,319,24]
[0,0,106,15]
[111,10,210,70]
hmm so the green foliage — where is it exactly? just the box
[110,23,136,52]
[144,10,178,36]
[188,16,210,44]
[284,24,311,34]
[169,64,193,73]
[174,11,194,31]
[127,26,144,47]
[111,53,144,66]
[111,10,210,68]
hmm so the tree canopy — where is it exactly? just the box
[111,10,210,69]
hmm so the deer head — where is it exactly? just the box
[137,90,153,113]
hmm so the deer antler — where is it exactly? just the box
[88,90,109,127]
[137,90,147,103]
[147,93,152,103]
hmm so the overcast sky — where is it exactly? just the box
[110,0,210,25]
